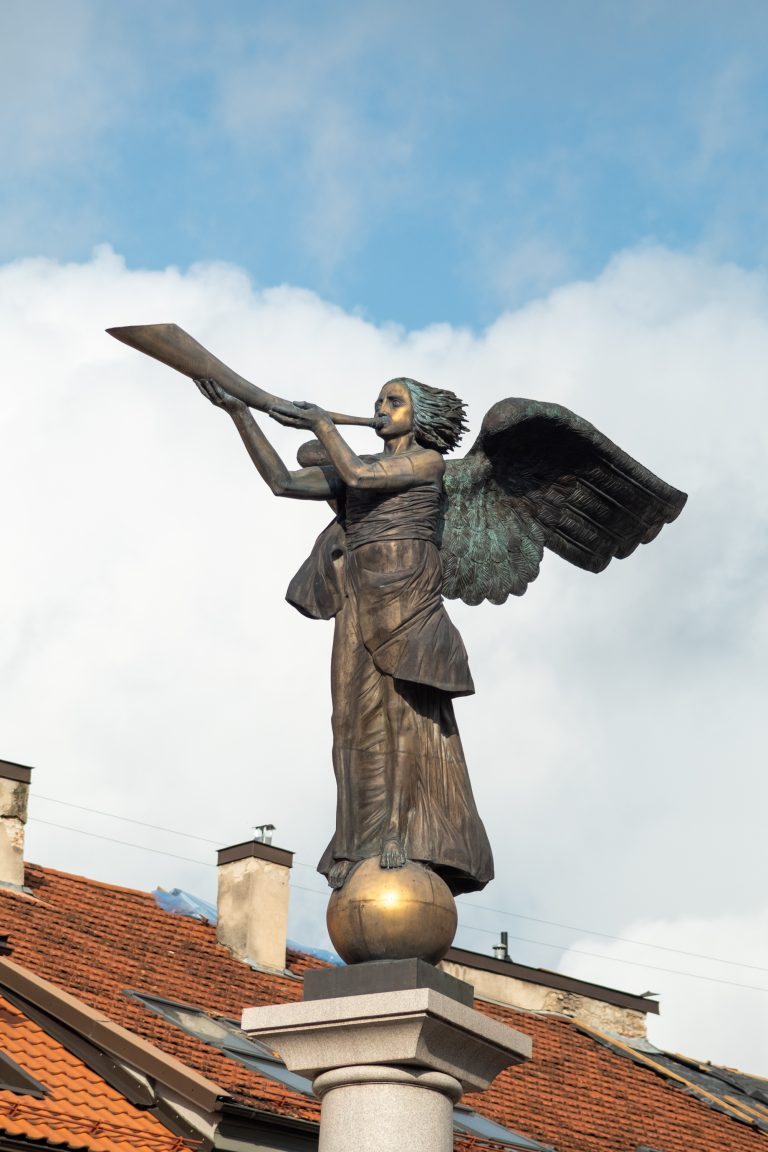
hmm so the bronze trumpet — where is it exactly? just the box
[106,323,376,427]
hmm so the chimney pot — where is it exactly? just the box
[254,823,275,845]
[492,930,510,962]
[0,760,32,889]
[216,838,293,971]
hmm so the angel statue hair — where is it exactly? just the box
[192,371,687,895]
[392,377,469,454]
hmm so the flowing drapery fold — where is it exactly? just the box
[288,485,493,895]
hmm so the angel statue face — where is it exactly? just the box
[382,377,469,455]
[374,380,414,440]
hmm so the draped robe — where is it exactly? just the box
[287,482,493,895]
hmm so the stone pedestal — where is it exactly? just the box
[313,1064,461,1152]
[242,965,531,1152]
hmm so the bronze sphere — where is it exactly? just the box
[326,858,458,965]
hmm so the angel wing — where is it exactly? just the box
[441,398,687,606]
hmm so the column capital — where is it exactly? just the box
[242,986,531,1093]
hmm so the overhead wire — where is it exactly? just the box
[29,818,768,995]
[32,818,216,869]
[32,794,768,973]
[28,797,768,985]
[285,880,768,993]
[453,899,768,973]
[36,794,222,845]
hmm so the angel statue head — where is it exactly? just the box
[385,377,468,454]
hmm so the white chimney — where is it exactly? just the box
[0,760,31,889]
[216,839,293,971]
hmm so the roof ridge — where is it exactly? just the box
[25,862,162,900]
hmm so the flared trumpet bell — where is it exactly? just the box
[107,323,376,427]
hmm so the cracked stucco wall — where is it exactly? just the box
[0,777,28,887]
[440,960,648,1039]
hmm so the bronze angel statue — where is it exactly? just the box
[107,325,687,897]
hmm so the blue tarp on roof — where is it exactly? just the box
[152,887,218,923]
[151,889,344,965]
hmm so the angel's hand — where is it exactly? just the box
[269,401,332,431]
[194,378,247,415]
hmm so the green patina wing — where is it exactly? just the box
[441,398,687,606]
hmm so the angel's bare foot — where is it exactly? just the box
[328,859,354,889]
[379,836,407,870]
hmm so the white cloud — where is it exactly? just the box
[0,243,765,1073]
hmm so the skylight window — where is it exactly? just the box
[128,991,553,1149]
[126,991,314,1097]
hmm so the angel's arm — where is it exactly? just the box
[195,380,338,501]
[273,402,443,491]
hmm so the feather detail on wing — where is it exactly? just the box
[441,398,687,606]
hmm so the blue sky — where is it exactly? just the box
[3,1,768,327]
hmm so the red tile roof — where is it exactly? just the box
[468,1000,768,1152]
[1,863,766,1152]
[1,865,316,1125]
[0,989,194,1152]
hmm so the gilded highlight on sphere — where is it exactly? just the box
[326,858,458,965]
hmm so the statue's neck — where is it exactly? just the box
[383,432,415,456]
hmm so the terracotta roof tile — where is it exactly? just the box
[464,1000,767,1152]
[1,863,765,1152]
[0,991,194,1151]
